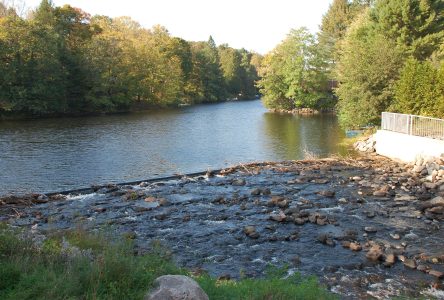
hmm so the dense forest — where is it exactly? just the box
[0,0,261,117]
[258,0,444,128]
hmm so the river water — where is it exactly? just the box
[0,100,346,195]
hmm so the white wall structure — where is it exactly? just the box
[374,130,444,162]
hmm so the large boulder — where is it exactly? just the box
[145,275,209,300]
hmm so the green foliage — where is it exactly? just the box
[334,0,444,129]
[197,266,337,300]
[335,11,404,128]
[0,1,260,117]
[0,226,335,300]
[258,28,334,111]
[393,58,444,117]
[370,0,444,60]
[218,45,260,99]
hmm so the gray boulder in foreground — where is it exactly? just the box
[145,275,209,300]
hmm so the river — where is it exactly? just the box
[0,100,346,195]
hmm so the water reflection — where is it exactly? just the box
[0,100,346,194]
[262,112,346,159]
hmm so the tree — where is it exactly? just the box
[393,58,444,117]
[257,28,333,110]
[370,0,444,60]
[335,11,403,128]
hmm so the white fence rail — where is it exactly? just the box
[381,112,444,140]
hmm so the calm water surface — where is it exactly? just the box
[0,100,346,195]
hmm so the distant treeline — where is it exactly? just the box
[0,1,262,117]
[258,0,444,128]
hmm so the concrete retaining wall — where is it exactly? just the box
[374,130,444,162]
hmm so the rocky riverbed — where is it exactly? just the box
[1,154,444,299]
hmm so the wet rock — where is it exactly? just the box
[317,190,335,198]
[158,198,171,207]
[261,188,271,195]
[154,213,168,221]
[316,217,328,226]
[394,194,417,202]
[291,255,301,265]
[293,218,307,225]
[404,233,419,241]
[428,270,444,279]
[373,190,387,197]
[349,242,362,251]
[232,178,246,186]
[365,211,376,218]
[416,264,429,273]
[338,198,348,204]
[317,233,335,247]
[250,188,261,196]
[93,207,106,213]
[285,231,299,241]
[244,226,260,239]
[384,253,396,267]
[269,213,286,223]
[364,226,378,233]
[390,233,401,240]
[134,202,160,212]
[366,245,383,262]
[403,259,417,269]
[145,275,209,300]
[212,196,225,204]
[277,199,289,209]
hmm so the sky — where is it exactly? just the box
[23,0,333,54]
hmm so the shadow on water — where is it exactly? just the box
[0,101,348,194]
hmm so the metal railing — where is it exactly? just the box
[381,112,444,140]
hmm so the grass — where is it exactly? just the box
[0,224,337,300]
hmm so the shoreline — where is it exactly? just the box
[1,154,444,298]
[0,98,261,122]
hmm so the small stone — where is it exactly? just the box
[366,245,383,261]
[403,259,417,269]
[244,226,260,239]
[277,199,289,209]
[291,255,301,265]
[429,270,444,279]
[416,264,429,273]
[373,190,387,197]
[316,218,327,226]
[404,233,419,241]
[155,213,168,221]
[294,218,306,225]
[338,198,348,204]
[269,213,286,222]
[93,207,106,213]
[232,178,246,186]
[349,242,362,251]
[250,188,261,196]
[384,253,396,267]
[158,198,171,206]
[145,196,157,202]
[364,226,378,233]
[261,188,271,195]
[317,190,335,198]
[390,233,401,240]
[366,211,376,218]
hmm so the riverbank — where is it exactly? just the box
[1,153,444,299]
[0,98,261,121]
